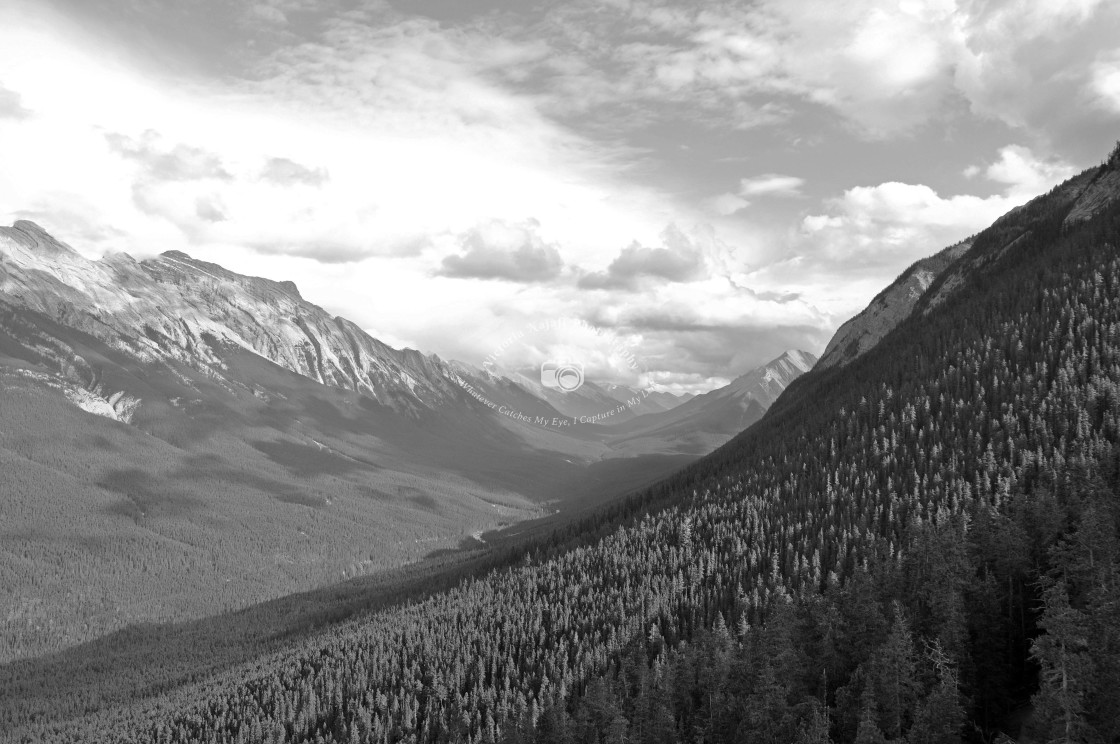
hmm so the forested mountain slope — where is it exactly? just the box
[7,148,1120,744]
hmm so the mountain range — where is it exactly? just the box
[4,141,1119,744]
[0,219,813,662]
[3,144,1120,744]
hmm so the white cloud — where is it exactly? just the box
[770,0,959,135]
[983,145,1077,197]
[515,0,963,136]
[438,220,564,283]
[260,157,329,186]
[508,0,1119,143]
[800,182,1010,268]
[587,273,832,383]
[578,225,712,290]
[738,174,804,197]
[721,142,1081,330]
[710,193,750,216]
[795,145,1075,275]
[953,0,1120,134]
[1090,55,1120,113]
[250,4,288,26]
[709,174,804,215]
[0,83,30,119]
[0,3,692,275]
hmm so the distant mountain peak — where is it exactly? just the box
[778,349,815,372]
[606,349,816,456]
[0,220,80,257]
[729,350,817,399]
[12,219,48,234]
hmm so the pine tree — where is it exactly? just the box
[853,688,888,744]
[869,605,919,739]
[909,640,964,744]
[1031,581,1093,743]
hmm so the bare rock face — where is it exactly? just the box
[0,222,471,417]
[59,383,142,423]
[926,156,1120,313]
[818,241,970,370]
[822,152,1120,372]
[0,220,81,256]
[1064,167,1120,226]
[277,280,302,300]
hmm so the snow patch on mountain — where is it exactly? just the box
[62,386,142,423]
[15,369,141,423]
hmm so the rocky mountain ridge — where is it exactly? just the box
[818,146,1120,370]
[0,221,477,417]
[0,222,697,427]
[817,240,971,370]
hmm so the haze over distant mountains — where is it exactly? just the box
[608,349,817,455]
[0,219,813,661]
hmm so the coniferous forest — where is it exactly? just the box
[5,155,1120,743]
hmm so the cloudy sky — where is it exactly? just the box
[1,0,1118,392]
